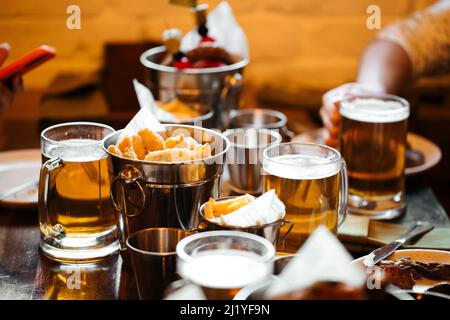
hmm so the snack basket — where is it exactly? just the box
[102,124,230,259]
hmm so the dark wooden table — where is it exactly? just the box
[0,90,449,300]
[0,181,448,300]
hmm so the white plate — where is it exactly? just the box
[293,129,442,176]
[0,149,41,208]
[352,249,450,293]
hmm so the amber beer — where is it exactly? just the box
[39,123,118,260]
[41,141,116,236]
[262,143,347,253]
[339,96,409,219]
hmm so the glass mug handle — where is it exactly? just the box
[338,159,348,228]
[38,157,65,239]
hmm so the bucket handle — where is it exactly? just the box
[110,165,147,218]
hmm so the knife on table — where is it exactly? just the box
[363,221,434,268]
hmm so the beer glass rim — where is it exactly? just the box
[140,45,249,75]
[176,230,275,263]
[126,227,192,256]
[339,93,410,121]
[230,108,287,129]
[340,92,409,107]
[263,142,342,168]
[41,121,115,145]
[223,128,282,150]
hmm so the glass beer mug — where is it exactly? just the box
[339,94,409,219]
[39,122,119,261]
[262,142,348,253]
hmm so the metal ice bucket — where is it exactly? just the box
[102,125,230,256]
[140,46,248,129]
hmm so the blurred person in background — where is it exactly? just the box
[0,43,23,111]
[321,0,450,148]
[0,43,23,149]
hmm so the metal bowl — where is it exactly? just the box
[197,196,293,246]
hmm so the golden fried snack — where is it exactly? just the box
[204,194,254,219]
[194,143,211,160]
[138,128,165,152]
[165,135,183,149]
[181,136,199,150]
[171,148,195,162]
[131,135,147,160]
[166,135,199,151]
[123,148,138,160]
[144,148,193,162]
[107,145,123,156]
[111,129,212,163]
[117,136,131,154]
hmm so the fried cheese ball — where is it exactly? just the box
[144,148,193,162]
[110,129,212,163]
[165,135,199,151]
[138,128,165,152]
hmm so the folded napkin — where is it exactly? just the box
[339,215,450,253]
[181,1,249,59]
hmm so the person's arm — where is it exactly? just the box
[357,39,413,95]
[321,1,450,147]
[0,43,23,111]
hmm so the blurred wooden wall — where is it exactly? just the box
[0,0,437,93]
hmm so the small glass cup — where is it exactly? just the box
[262,142,348,253]
[176,231,275,300]
[39,122,119,261]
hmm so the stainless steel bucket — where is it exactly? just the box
[102,125,230,256]
[140,46,248,129]
[197,196,293,245]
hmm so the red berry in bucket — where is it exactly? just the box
[200,36,215,43]
[173,57,193,69]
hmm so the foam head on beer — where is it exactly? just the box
[181,249,270,289]
[178,248,272,299]
[263,153,341,180]
[340,98,409,123]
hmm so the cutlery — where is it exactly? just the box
[363,221,434,267]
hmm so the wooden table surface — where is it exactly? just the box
[0,180,448,300]
[0,90,449,300]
